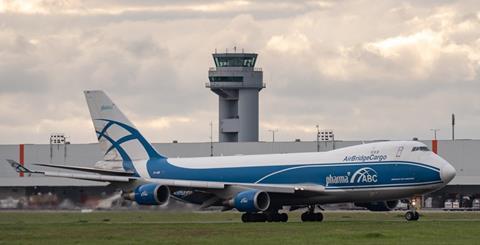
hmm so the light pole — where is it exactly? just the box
[451,114,455,141]
[268,129,278,143]
[268,129,278,153]
[430,128,440,140]
[332,133,336,150]
[316,125,320,152]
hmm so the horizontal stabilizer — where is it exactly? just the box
[43,171,133,182]
[33,163,135,176]
[5,159,134,183]
[6,159,39,174]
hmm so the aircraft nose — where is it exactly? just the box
[441,162,456,184]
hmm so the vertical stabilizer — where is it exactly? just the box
[84,90,165,167]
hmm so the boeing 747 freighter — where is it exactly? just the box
[7,91,456,222]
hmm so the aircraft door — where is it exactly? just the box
[395,146,404,158]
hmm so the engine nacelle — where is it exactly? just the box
[355,200,399,211]
[124,184,170,205]
[228,189,270,212]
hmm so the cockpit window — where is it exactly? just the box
[412,146,430,152]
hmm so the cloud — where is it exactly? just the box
[0,0,332,19]
[0,0,479,144]
[266,32,311,54]
[137,116,193,130]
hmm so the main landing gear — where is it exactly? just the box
[301,205,324,222]
[241,211,288,223]
[404,200,420,221]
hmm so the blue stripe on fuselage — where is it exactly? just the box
[145,159,442,188]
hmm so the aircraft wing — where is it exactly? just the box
[7,159,324,194]
[235,183,325,194]
[147,178,325,194]
[6,159,133,182]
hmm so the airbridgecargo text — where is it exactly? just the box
[343,154,387,162]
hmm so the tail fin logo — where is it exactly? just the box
[95,119,165,163]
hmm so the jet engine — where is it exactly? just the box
[123,183,170,205]
[226,189,270,212]
[354,200,399,211]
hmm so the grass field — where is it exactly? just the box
[1,211,480,244]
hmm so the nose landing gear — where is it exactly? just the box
[404,200,420,221]
[404,210,420,221]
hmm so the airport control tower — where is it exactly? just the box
[206,51,265,142]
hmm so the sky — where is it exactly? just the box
[0,0,479,144]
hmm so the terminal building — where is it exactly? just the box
[0,50,479,210]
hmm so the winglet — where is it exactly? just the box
[6,159,37,174]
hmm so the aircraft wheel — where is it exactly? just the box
[280,213,288,222]
[265,213,277,222]
[265,213,273,222]
[300,212,313,222]
[405,211,419,221]
[315,213,323,222]
[276,215,282,222]
[242,213,266,223]
[302,212,323,222]
[265,211,287,222]
[413,211,420,221]
[253,213,266,222]
[301,212,310,222]
[241,213,250,223]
